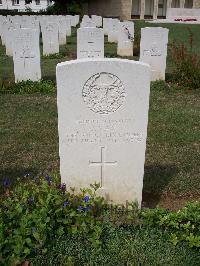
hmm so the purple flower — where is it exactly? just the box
[63,201,69,207]
[83,196,90,203]
[59,183,66,192]
[77,205,84,211]
[3,178,11,188]
[45,175,51,182]
[28,197,34,204]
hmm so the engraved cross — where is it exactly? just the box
[89,147,117,187]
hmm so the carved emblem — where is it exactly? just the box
[82,72,125,115]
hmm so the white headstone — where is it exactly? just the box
[5,22,20,56]
[12,28,41,82]
[108,19,120,43]
[77,27,104,59]
[81,15,96,28]
[140,27,169,81]
[58,17,68,45]
[92,15,102,27]
[56,58,150,206]
[117,21,134,57]
[103,18,112,36]
[41,22,59,55]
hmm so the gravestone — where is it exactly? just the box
[77,27,104,59]
[5,22,20,56]
[56,58,150,206]
[41,22,59,55]
[12,28,41,82]
[108,18,120,43]
[117,21,134,57]
[140,27,169,81]
[81,15,96,28]
[58,17,68,45]
[103,18,112,36]
[92,15,102,27]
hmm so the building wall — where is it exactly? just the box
[88,0,132,20]
[194,0,200,8]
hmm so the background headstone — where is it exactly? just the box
[117,21,134,57]
[12,28,41,82]
[41,22,59,55]
[77,27,104,59]
[140,27,169,81]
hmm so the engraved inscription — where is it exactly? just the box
[63,119,143,145]
[143,44,162,57]
[89,146,117,187]
[82,72,126,115]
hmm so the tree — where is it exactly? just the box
[48,0,88,14]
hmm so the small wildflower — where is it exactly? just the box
[45,175,51,182]
[3,178,11,188]
[83,196,90,203]
[77,205,84,211]
[58,183,66,192]
[28,197,34,204]
[63,201,69,207]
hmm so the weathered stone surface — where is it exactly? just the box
[140,27,169,81]
[77,27,104,59]
[56,58,150,206]
[12,28,41,82]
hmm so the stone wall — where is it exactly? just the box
[87,0,132,20]
[194,0,200,8]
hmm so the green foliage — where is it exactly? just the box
[151,80,171,91]
[170,31,200,90]
[49,0,87,15]
[42,53,65,59]
[0,80,56,94]
[0,173,199,265]
[141,201,200,248]
[30,225,200,266]
[0,175,105,265]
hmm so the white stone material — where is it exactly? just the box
[77,27,104,59]
[103,18,112,35]
[108,18,120,43]
[140,27,169,81]
[56,58,150,206]
[58,17,69,45]
[91,15,102,27]
[117,21,134,57]
[12,28,41,82]
[41,22,59,56]
[166,8,200,20]
[5,22,20,56]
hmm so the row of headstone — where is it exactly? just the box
[78,16,168,81]
[0,15,80,82]
[0,15,80,56]
[0,14,169,83]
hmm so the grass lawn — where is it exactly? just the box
[30,226,200,266]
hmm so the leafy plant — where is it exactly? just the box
[0,80,56,94]
[170,31,200,90]
[140,201,200,248]
[0,175,105,265]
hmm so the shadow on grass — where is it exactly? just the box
[0,166,39,190]
[142,164,178,208]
